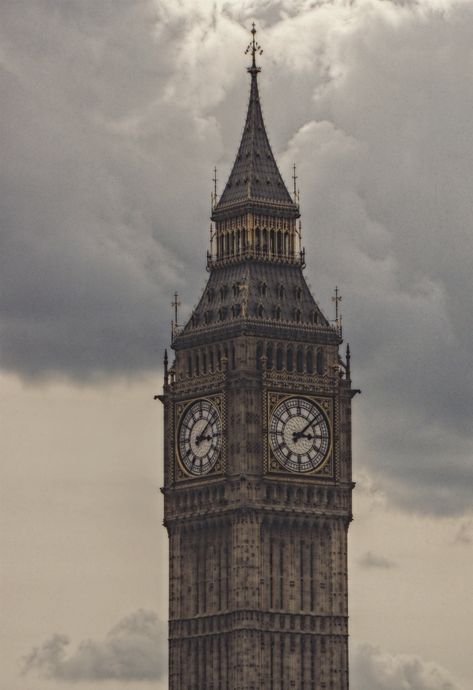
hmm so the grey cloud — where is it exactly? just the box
[351,643,463,690]
[2,1,473,514]
[358,551,396,569]
[22,609,167,681]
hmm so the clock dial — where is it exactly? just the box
[178,400,222,476]
[269,397,330,473]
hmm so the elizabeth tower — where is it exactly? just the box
[160,27,356,690]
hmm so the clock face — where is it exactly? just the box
[178,399,222,476]
[269,397,330,473]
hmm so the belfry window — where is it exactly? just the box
[266,344,273,370]
[276,346,283,370]
[287,348,294,372]
[316,350,324,375]
[256,343,263,370]
[296,348,303,373]
[307,349,314,374]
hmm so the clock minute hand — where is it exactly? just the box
[293,417,317,441]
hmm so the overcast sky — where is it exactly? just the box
[1,2,472,690]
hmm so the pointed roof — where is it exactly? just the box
[213,28,299,219]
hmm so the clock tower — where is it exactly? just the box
[160,26,356,690]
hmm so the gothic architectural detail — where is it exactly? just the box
[160,25,356,690]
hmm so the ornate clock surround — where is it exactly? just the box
[172,392,226,482]
[264,389,338,480]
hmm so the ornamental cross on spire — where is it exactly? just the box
[245,23,263,73]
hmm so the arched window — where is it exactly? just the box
[306,349,314,374]
[256,343,263,370]
[266,344,273,370]
[209,350,214,372]
[287,347,294,372]
[277,230,283,255]
[278,284,285,299]
[202,352,207,374]
[295,309,301,323]
[316,350,324,375]
[296,348,303,373]
[255,228,261,252]
[275,306,281,321]
[257,304,264,318]
[187,355,192,377]
[194,353,200,376]
[259,281,267,296]
[270,229,275,254]
[276,346,283,370]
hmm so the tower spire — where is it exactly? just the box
[213,25,299,218]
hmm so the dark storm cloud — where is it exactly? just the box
[22,609,167,681]
[1,1,472,513]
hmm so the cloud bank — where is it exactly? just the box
[22,612,463,690]
[22,609,167,682]
[352,643,463,690]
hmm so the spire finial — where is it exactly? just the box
[171,291,181,341]
[245,23,263,74]
[212,167,218,209]
[332,286,342,332]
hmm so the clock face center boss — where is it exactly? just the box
[177,395,331,477]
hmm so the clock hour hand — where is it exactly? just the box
[296,432,323,441]
[195,418,216,445]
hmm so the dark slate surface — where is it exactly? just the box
[214,72,298,211]
[181,262,332,338]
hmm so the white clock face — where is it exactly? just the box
[178,400,222,476]
[269,397,330,473]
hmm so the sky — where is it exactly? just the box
[1,1,472,689]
